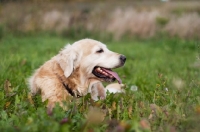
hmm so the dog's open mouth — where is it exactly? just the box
[92,66,122,84]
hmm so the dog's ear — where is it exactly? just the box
[56,44,80,78]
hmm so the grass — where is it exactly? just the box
[0,34,200,132]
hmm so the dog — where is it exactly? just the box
[28,39,126,110]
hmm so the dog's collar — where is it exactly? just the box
[55,73,82,98]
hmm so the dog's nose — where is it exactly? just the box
[120,55,126,64]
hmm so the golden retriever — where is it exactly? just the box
[28,39,126,110]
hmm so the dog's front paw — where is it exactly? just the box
[72,89,83,98]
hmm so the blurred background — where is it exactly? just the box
[0,0,200,40]
[1,1,200,131]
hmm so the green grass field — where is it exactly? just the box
[0,34,200,132]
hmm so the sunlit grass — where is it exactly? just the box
[0,34,200,131]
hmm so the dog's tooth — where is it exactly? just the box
[97,68,101,72]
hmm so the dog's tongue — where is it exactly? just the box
[102,68,122,84]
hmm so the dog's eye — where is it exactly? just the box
[96,49,104,53]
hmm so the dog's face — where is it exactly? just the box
[57,39,126,83]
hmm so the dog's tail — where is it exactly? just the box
[28,75,39,95]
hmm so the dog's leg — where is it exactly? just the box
[89,82,106,101]
[105,83,126,93]
[46,94,70,114]
[33,77,70,112]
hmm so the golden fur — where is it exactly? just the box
[28,39,125,110]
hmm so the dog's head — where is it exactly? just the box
[56,39,126,84]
